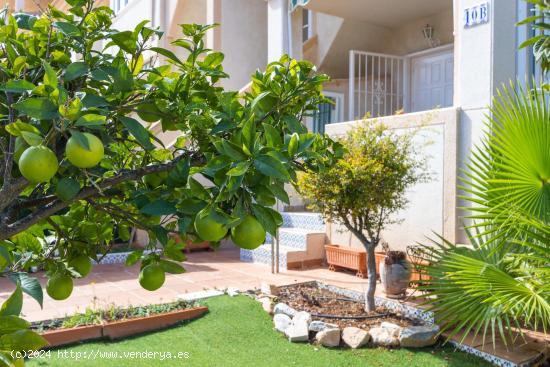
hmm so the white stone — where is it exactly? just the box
[399,325,440,348]
[380,322,402,336]
[226,287,240,297]
[258,297,273,314]
[292,311,311,325]
[309,320,338,333]
[316,328,341,347]
[342,327,370,349]
[260,282,279,296]
[285,318,309,342]
[273,314,292,333]
[369,327,400,347]
[273,303,297,317]
[177,289,224,301]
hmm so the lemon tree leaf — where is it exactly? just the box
[12,98,58,120]
[0,329,48,351]
[0,286,22,317]
[0,80,36,93]
[125,250,143,266]
[110,31,136,53]
[43,62,57,88]
[75,114,106,127]
[0,316,30,336]
[6,273,43,308]
[54,21,80,36]
[226,161,250,176]
[4,120,40,137]
[64,62,88,81]
[69,130,90,151]
[0,244,10,271]
[253,155,290,181]
[19,131,43,146]
[139,200,177,216]
[159,259,185,274]
[251,204,277,236]
[119,116,155,150]
[56,178,80,202]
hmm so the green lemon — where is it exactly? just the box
[18,146,58,183]
[194,213,228,242]
[46,274,73,301]
[231,215,266,250]
[69,255,92,277]
[65,133,104,168]
[139,264,165,291]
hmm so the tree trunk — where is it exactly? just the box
[365,245,377,312]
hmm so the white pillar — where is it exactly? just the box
[268,0,289,62]
[453,0,517,242]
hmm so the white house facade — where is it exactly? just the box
[262,0,537,256]
[34,0,538,264]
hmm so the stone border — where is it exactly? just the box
[276,281,530,367]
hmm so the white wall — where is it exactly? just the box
[324,108,458,252]
[453,0,517,242]
[219,0,268,91]
[388,9,454,55]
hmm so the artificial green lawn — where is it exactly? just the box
[29,296,491,367]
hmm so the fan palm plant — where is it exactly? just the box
[419,83,550,346]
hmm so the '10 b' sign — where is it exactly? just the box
[463,3,489,28]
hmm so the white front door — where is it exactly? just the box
[410,49,454,113]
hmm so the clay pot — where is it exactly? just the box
[380,254,411,299]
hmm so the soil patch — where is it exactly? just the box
[277,283,420,330]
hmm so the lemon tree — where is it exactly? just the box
[0,1,341,359]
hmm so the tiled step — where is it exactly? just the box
[281,212,325,231]
[240,212,327,269]
[240,244,305,269]
[277,228,324,250]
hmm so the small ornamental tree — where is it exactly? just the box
[298,121,427,312]
[0,1,341,361]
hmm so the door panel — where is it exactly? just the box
[411,50,454,113]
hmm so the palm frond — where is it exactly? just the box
[462,82,550,255]
[418,231,550,347]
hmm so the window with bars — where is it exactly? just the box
[312,92,344,133]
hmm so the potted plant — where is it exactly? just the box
[374,241,390,276]
[380,251,411,299]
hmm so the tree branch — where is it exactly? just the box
[2,93,16,187]
[0,151,204,240]
[0,177,29,216]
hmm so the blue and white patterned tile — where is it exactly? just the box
[282,212,325,231]
[448,340,518,367]
[240,245,288,269]
[278,228,313,250]
[93,249,159,265]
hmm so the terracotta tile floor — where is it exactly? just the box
[1,246,546,365]
[0,247,379,322]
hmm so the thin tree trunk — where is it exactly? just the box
[365,245,377,312]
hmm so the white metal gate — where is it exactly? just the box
[348,51,406,120]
